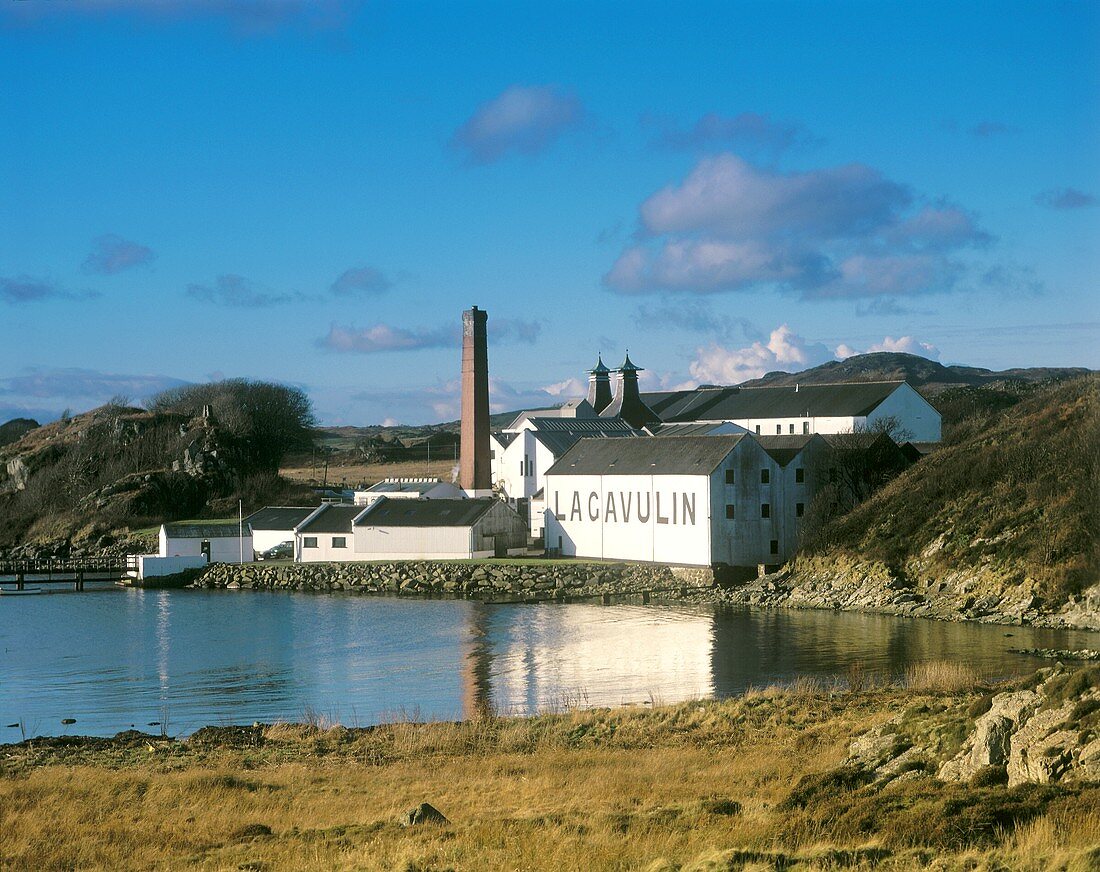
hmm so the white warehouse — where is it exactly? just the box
[544,435,800,569]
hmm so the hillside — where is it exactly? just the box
[739,352,1090,395]
[0,417,38,448]
[727,376,1099,628]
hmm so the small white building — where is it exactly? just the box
[295,505,364,563]
[353,478,465,507]
[642,381,941,442]
[246,506,320,554]
[159,522,254,563]
[544,435,789,568]
[354,497,528,559]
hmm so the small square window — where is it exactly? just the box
[303,536,318,548]
[724,469,735,484]
[332,536,346,548]
[795,467,805,483]
[725,504,735,519]
[796,503,805,517]
[761,469,770,484]
[761,503,771,518]
[770,539,779,555]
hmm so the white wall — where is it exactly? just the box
[297,531,354,563]
[354,524,471,558]
[159,528,253,562]
[707,439,779,568]
[137,555,208,579]
[867,383,941,441]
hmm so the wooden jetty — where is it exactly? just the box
[0,556,136,592]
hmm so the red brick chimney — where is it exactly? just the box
[459,306,491,492]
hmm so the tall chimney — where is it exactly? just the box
[459,306,491,493]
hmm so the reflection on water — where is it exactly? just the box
[1,589,1096,737]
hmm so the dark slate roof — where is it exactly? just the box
[163,523,246,539]
[355,497,498,528]
[493,430,518,448]
[640,381,907,422]
[754,435,818,467]
[298,504,364,534]
[547,435,746,476]
[645,421,745,437]
[528,417,642,457]
[246,506,318,531]
[363,479,454,495]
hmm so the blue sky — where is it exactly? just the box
[2,0,1097,425]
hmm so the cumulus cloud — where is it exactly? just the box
[452,84,584,165]
[2,0,359,35]
[1,275,96,304]
[688,325,835,385]
[186,274,305,307]
[318,323,454,354]
[1034,188,1097,210]
[329,265,391,296]
[836,336,940,359]
[604,153,993,299]
[540,376,587,398]
[647,111,817,158]
[81,234,155,275]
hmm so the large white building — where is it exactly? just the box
[353,477,465,506]
[544,435,804,568]
[641,381,941,442]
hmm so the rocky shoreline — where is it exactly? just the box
[189,559,715,601]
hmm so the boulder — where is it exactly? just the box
[399,802,449,827]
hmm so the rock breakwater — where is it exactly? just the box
[191,560,714,601]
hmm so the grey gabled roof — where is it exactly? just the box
[754,434,819,467]
[641,381,908,422]
[163,523,246,539]
[298,504,363,534]
[355,497,499,528]
[363,479,455,495]
[546,435,746,476]
[245,506,318,531]
[526,417,641,458]
[644,421,745,437]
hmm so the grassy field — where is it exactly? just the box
[279,458,458,488]
[2,670,1097,871]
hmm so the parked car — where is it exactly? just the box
[257,541,293,561]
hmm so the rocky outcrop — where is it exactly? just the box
[716,555,1099,630]
[191,560,715,601]
[936,665,1100,786]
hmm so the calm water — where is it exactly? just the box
[1,587,1097,738]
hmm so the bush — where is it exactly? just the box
[969,765,1008,787]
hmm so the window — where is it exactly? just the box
[803,421,810,434]
[761,503,771,518]
[789,423,795,434]
[724,469,735,484]
[761,468,770,484]
[725,504,735,519]
[796,503,805,518]
[754,424,761,434]
[303,536,318,548]
[776,424,782,434]
[332,536,346,548]
[795,467,805,483]
[770,539,779,555]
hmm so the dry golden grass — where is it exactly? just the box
[904,659,983,692]
[279,458,458,488]
[1,688,1097,871]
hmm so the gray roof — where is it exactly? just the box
[355,497,499,528]
[754,434,818,467]
[493,430,518,447]
[645,421,744,437]
[163,523,247,539]
[526,417,641,457]
[547,435,746,476]
[641,381,908,422]
[363,479,453,495]
[298,504,364,534]
[245,506,318,531]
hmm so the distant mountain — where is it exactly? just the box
[738,352,1091,394]
[0,418,39,448]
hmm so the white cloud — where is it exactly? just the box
[319,322,453,353]
[451,84,584,164]
[836,336,940,359]
[688,325,835,385]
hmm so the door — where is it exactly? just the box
[200,540,211,562]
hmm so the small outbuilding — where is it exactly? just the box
[159,522,253,563]
[246,506,321,554]
[354,497,528,559]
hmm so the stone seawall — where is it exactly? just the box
[191,560,715,601]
